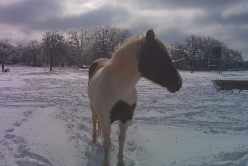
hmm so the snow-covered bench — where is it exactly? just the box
[212,80,248,93]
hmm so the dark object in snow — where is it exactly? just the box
[2,68,10,72]
[213,80,248,93]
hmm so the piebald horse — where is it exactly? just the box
[88,30,182,166]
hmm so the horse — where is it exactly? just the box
[87,29,182,166]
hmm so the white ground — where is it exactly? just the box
[0,65,248,166]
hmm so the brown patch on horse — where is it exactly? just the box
[138,30,181,92]
[110,101,136,124]
[88,62,104,82]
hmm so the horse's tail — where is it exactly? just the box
[97,119,102,138]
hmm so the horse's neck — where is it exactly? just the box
[105,37,143,93]
[106,54,141,93]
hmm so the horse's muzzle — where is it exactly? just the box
[167,75,182,93]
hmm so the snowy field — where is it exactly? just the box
[0,65,248,166]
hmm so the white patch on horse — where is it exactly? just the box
[87,29,182,166]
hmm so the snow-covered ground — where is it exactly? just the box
[0,65,248,166]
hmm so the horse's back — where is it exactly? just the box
[89,58,109,81]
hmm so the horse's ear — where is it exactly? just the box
[146,29,155,45]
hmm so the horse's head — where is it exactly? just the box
[138,30,182,93]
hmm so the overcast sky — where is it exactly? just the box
[1,0,248,60]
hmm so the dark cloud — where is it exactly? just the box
[164,0,237,9]
[0,0,62,25]
[29,5,128,31]
[121,0,238,10]
[221,13,248,25]
[0,0,248,60]
[3,3,128,34]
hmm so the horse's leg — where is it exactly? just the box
[97,119,102,138]
[118,120,131,166]
[98,117,111,166]
[90,103,98,142]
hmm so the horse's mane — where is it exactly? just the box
[106,36,145,71]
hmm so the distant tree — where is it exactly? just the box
[170,42,192,71]
[42,31,67,71]
[0,26,133,69]
[0,38,14,71]
[25,40,41,66]
[67,28,90,66]
[14,43,25,63]
[226,49,243,70]
[221,45,232,70]
[87,25,131,63]
[91,25,112,60]
[170,35,243,71]
[21,44,32,65]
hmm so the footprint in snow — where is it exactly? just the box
[13,121,22,127]
[4,133,16,139]
[6,129,15,132]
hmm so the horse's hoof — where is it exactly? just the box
[92,139,96,143]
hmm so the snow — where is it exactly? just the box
[1,65,248,166]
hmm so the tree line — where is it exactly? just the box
[169,35,244,72]
[0,26,244,71]
[0,25,131,71]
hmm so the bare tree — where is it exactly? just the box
[42,31,67,71]
[170,35,243,71]
[14,43,25,64]
[87,25,131,64]
[170,42,193,71]
[25,40,41,66]
[90,25,111,60]
[67,28,90,66]
[0,38,14,71]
